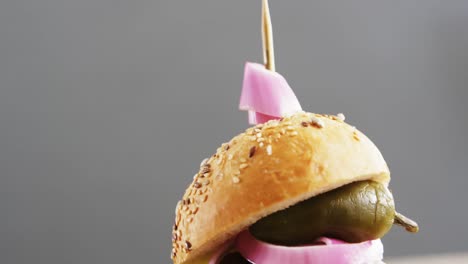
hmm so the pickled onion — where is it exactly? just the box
[235,231,384,264]
[239,62,302,124]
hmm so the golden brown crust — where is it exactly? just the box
[171,112,390,264]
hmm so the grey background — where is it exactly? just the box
[1,0,467,263]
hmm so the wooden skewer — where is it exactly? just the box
[394,211,419,233]
[262,0,275,71]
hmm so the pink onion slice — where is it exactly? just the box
[248,111,279,125]
[235,231,384,264]
[239,62,302,124]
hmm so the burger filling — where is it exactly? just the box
[206,180,417,263]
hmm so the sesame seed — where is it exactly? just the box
[203,173,210,178]
[172,233,178,242]
[286,126,294,131]
[240,158,247,163]
[232,177,240,183]
[257,138,265,142]
[193,182,202,188]
[259,142,264,147]
[240,163,248,169]
[216,173,224,180]
[228,154,233,160]
[249,146,256,158]
[266,145,273,155]
[192,207,199,214]
[233,170,241,175]
[200,158,208,167]
[301,122,309,127]
[202,195,208,202]
[216,158,222,165]
[188,216,194,223]
[173,224,178,231]
[337,113,346,121]
[185,241,192,250]
[250,136,257,141]
[290,131,299,136]
[200,166,211,174]
[310,116,324,128]
[256,133,262,138]
[353,132,360,141]
[193,173,198,179]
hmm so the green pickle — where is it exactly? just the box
[250,181,395,245]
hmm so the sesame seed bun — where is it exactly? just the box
[171,112,390,264]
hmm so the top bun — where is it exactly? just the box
[171,112,390,264]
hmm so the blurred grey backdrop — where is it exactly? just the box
[1,0,467,263]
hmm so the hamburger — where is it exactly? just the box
[170,112,418,264]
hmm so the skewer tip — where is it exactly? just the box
[262,0,275,72]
